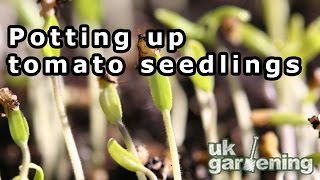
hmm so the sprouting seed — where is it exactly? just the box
[137,34,160,58]
[101,74,118,85]
[137,35,172,111]
[308,115,320,137]
[0,88,20,110]
[0,88,29,147]
[38,0,71,17]
[308,115,320,129]
[137,35,180,179]
[98,77,123,124]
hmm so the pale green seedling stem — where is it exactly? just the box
[171,77,188,147]
[181,40,223,180]
[195,89,217,142]
[13,0,61,178]
[162,109,181,180]
[28,163,45,180]
[262,0,289,43]
[73,0,107,169]
[182,40,218,143]
[20,142,31,180]
[142,167,158,180]
[117,122,147,180]
[88,45,108,168]
[117,122,136,153]
[195,89,227,180]
[220,47,258,180]
[139,43,181,179]
[227,74,257,180]
[50,76,85,180]
[99,79,147,180]
[39,0,84,178]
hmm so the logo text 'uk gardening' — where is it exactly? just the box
[208,136,313,175]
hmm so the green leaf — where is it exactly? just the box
[5,108,29,147]
[306,17,320,43]
[288,14,305,43]
[154,8,205,40]
[13,163,44,180]
[99,80,122,124]
[74,0,103,23]
[239,23,279,57]
[12,176,26,180]
[302,90,319,104]
[197,6,251,46]
[282,14,305,57]
[149,70,173,111]
[29,163,44,180]
[269,112,307,126]
[13,0,43,28]
[182,40,214,92]
[107,138,144,172]
[137,36,172,111]
[262,0,289,42]
[306,153,320,165]
[198,6,251,25]
[155,6,251,47]
[148,52,173,111]
[42,15,60,57]
[299,17,320,63]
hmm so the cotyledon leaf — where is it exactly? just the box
[42,15,60,57]
[107,138,144,172]
[181,40,214,92]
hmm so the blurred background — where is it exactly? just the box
[0,0,320,180]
